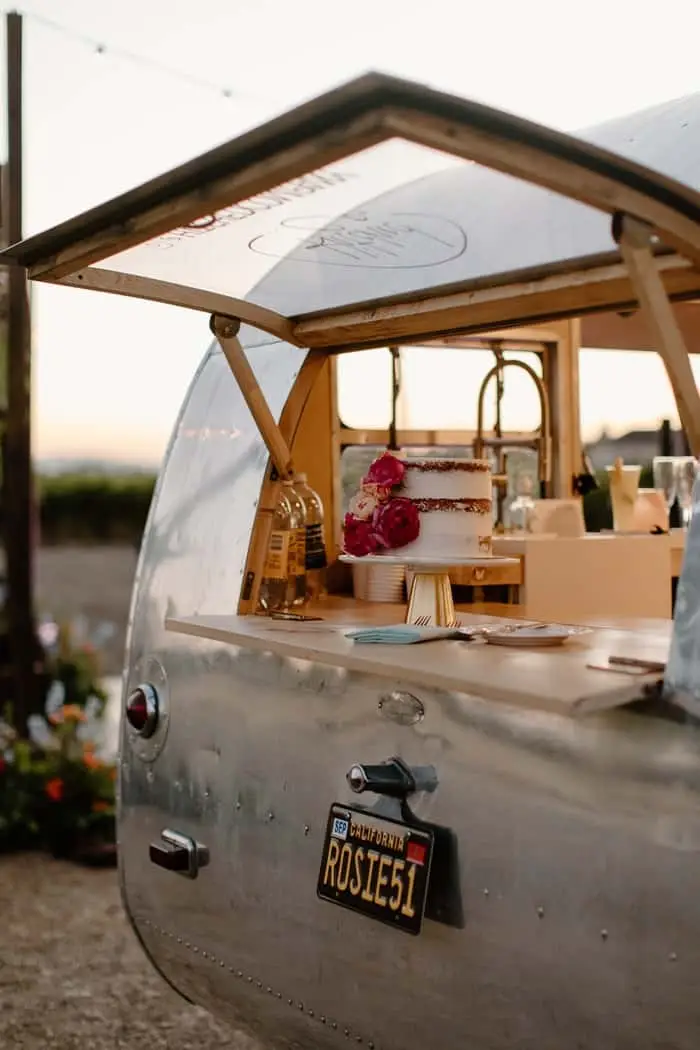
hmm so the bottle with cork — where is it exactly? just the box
[293,473,328,602]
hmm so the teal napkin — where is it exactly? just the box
[344,624,461,645]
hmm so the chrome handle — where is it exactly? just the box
[149,829,209,879]
[346,757,438,799]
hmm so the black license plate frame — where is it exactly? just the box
[316,803,434,935]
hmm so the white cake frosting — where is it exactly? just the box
[401,457,493,558]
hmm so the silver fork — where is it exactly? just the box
[411,615,462,629]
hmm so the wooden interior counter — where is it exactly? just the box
[491,533,674,620]
[166,598,671,720]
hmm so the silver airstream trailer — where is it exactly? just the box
[6,74,700,1050]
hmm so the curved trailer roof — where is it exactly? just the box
[3,72,700,352]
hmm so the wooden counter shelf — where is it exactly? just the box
[165,598,672,721]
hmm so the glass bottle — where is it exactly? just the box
[294,473,328,601]
[283,479,307,608]
[258,488,293,613]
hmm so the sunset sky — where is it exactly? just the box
[4,0,700,464]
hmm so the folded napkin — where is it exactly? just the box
[345,624,461,645]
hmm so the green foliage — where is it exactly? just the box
[38,471,156,544]
[0,624,116,860]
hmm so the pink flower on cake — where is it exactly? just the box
[373,497,420,550]
[348,490,378,520]
[363,452,405,489]
[343,513,380,557]
[362,482,391,503]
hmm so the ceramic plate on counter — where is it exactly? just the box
[484,624,590,648]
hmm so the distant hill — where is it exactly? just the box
[37,457,159,476]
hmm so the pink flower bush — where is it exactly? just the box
[342,451,419,556]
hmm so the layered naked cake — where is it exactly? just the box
[342,451,493,560]
[401,458,493,558]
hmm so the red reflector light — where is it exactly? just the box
[125,684,158,738]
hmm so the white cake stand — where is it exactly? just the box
[340,552,519,627]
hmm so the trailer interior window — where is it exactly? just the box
[337,344,544,513]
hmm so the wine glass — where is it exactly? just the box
[675,456,698,528]
[652,456,678,524]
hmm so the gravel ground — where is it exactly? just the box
[1,548,265,1047]
[0,854,256,1050]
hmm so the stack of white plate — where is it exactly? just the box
[352,562,406,603]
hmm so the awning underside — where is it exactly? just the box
[3,72,700,350]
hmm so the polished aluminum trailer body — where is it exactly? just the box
[120,334,700,1050]
[6,74,700,1050]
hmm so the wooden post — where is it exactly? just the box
[3,11,38,735]
[617,215,700,458]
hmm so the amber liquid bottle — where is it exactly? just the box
[258,489,293,613]
[293,473,328,602]
[282,479,307,608]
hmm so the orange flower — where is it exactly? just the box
[48,704,87,725]
[62,705,87,723]
[45,777,64,802]
[83,750,102,770]
[92,800,111,813]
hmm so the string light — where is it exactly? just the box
[3,7,280,106]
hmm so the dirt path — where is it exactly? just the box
[0,854,260,1049]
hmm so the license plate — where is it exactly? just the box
[317,803,434,935]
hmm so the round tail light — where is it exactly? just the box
[126,683,159,738]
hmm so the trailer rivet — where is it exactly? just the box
[304,825,310,836]
[537,906,544,918]
[669,952,678,962]
[267,811,275,821]
[267,987,272,993]
[256,981,262,988]
[247,976,253,983]
[601,929,608,941]
[236,801,242,810]
[483,888,489,897]
[308,1009,315,1017]
[321,1016,326,1024]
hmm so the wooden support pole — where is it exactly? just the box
[210,314,294,478]
[617,215,700,458]
[3,11,38,734]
